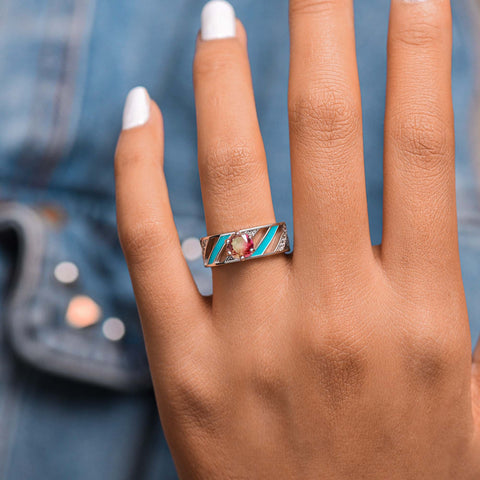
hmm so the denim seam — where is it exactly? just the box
[17,0,69,183]
[16,0,95,188]
[36,0,96,187]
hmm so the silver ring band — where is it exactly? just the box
[200,222,290,268]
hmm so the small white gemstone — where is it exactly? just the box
[54,261,79,284]
[102,317,126,342]
[182,237,202,261]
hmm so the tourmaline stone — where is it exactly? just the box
[226,233,255,259]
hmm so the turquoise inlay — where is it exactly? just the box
[208,234,230,264]
[251,225,279,257]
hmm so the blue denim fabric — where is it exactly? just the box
[0,0,478,479]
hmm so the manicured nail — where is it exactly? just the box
[122,86,150,130]
[201,1,236,41]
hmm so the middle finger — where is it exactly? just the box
[289,0,372,271]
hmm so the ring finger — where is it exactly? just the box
[194,2,283,290]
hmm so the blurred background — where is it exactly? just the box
[0,1,479,479]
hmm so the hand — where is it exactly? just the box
[115,0,480,478]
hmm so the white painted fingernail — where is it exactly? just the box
[122,86,150,130]
[201,1,236,41]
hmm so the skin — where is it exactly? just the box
[115,0,480,478]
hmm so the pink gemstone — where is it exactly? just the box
[226,233,255,259]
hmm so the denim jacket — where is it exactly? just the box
[0,1,479,479]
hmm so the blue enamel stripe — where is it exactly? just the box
[208,234,230,264]
[251,225,279,257]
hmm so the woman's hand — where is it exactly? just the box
[115,0,480,478]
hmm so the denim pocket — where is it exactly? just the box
[0,202,151,392]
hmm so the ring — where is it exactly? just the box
[200,222,291,268]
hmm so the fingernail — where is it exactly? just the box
[201,1,236,41]
[122,86,150,130]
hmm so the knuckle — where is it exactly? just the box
[400,323,465,388]
[115,132,159,175]
[115,147,147,176]
[168,367,224,432]
[119,219,170,268]
[391,20,444,49]
[194,43,243,81]
[290,0,338,16]
[387,111,454,172]
[249,350,286,401]
[289,86,362,149]
[202,142,263,193]
[301,328,368,405]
